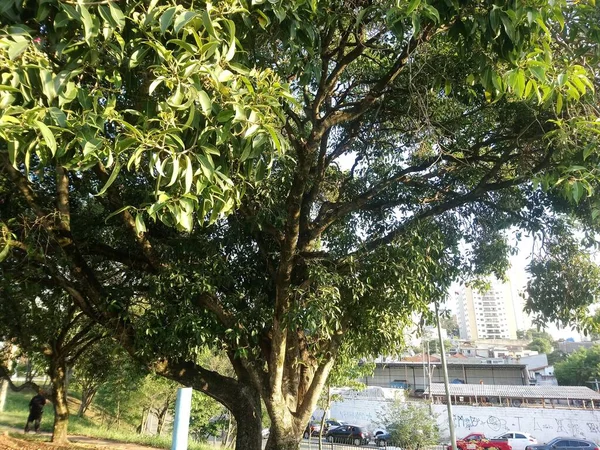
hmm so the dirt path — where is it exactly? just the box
[0,427,164,450]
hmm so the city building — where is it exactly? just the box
[365,361,529,391]
[455,279,519,340]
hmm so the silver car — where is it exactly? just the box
[526,437,599,450]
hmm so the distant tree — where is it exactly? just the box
[547,350,568,366]
[189,389,228,443]
[0,285,103,443]
[554,346,600,387]
[525,230,600,333]
[427,339,453,355]
[440,315,460,339]
[71,340,131,418]
[94,358,146,430]
[518,328,555,342]
[379,402,440,450]
[526,338,553,355]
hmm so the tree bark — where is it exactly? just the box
[232,389,262,450]
[77,386,96,417]
[49,357,69,444]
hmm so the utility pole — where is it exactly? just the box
[436,301,457,450]
[586,379,600,392]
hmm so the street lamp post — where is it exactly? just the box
[436,301,457,450]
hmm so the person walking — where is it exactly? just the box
[24,391,46,433]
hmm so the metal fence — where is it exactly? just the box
[298,439,448,450]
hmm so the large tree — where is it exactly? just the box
[554,345,600,387]
[0,284,104,443]
[1,0,599,449]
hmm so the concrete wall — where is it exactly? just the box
[436,405,600,444]
[321,398,600,444]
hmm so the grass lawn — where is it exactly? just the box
[0,390,219,450]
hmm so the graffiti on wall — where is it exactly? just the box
[441,406,600,442]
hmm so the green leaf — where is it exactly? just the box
[135,213,147,235]
[0,242,10,263]
[166,155,180,187]
[149,77,164,95]
[422,4,440,23]
[108,2,126,30]
[198,90,212,115]
[500,13,516,42]
[160,7,177,34]
[78,2,96,45]
[572,181,583,203]
[34,120,57,155]
[105,205,133,222]
[96,160,121,196]
[184,156,193,193]
[489,7,501,35]
[8,39,29,60]
[514,70,526,97]
[224,20,236,62]
[528,63,546,82]
[555,93,563,114]
[406,0,421,14]
[444,80,452,96]
[202,10,217,38]
[49,107,67,127]
[174,11,197,34]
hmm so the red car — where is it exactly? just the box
[450,433,512,450]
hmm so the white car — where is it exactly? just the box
[496,432,538,450]
[262,428,270,439]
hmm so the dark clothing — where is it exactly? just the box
[25,394,46,433]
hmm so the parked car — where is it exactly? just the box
[496,432,537,450]
[413,389,425,398]
[451,432,512,450]
[526,437,600,450]
[303,421,322,439]
[324,419,345,431]
[375,431,393,447]
[325,424,371,446]
[261,428,270,439]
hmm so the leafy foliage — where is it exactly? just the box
[1,0,600,448]
[379,402,440,450]
[526,338,553,355]
[525,227,600,332]
[554,345,600,387]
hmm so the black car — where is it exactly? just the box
[526,437,600,450]
[303,421,321,438]
[325,425,371,446]
[324,419,345,431]
[375,432,392,447]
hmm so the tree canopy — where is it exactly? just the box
[1,0,600,449]
[554,345,600,387]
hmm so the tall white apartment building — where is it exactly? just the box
[455,279,519,340]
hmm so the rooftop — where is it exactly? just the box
[376,361,527,369]
[425,384,600,400]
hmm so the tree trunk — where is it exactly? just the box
[137,407,147,434]
[229,384,262,450]
[155,360,264,450]
[49,357,69,444]
[157,404,168,435]
[78,386,96,417]
[263,404,303,450]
